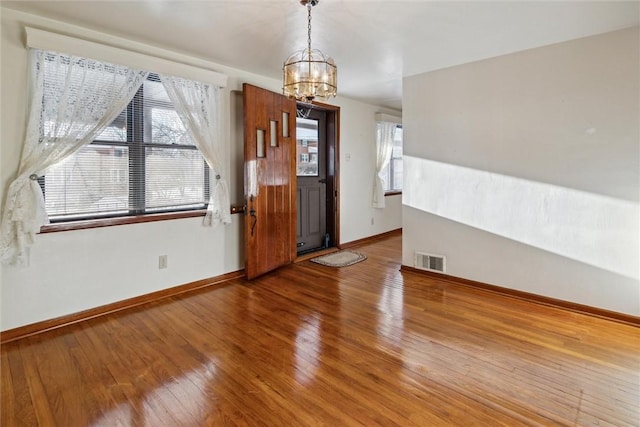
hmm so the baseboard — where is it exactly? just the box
[400,266,640,327]
[340,228,402,249]
[1,270,246,344]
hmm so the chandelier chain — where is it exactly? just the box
[307,4,312,53]
[283,0,337,102]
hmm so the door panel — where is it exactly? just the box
[243,84,297,279]
[308,187,321,234]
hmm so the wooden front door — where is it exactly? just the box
[243,84,297,279]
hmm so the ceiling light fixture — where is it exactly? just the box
[283,0,337,103]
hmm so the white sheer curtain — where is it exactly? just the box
[372,121,397,208]
[0,49,149,266]
[160,74,231,226]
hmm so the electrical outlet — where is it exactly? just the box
[158,255,168,269]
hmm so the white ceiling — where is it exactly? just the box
[2,1,639,110]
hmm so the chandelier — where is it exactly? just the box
[283,0,337,103]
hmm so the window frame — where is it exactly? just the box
[39,73,211,228]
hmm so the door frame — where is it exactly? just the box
[296,101,340,254]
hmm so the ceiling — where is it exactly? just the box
[2,1,639,111]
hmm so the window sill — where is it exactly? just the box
[40,210,208,234]
[385,191,402,197]
[39,205,246,234]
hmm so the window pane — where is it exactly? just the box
[392,158,403,191]
[144,78,171,103]
[390,127,403,191]
[44,144,129,219]
[145,147,208,211]
[144,80,192,146]
[380,163,391,192]
[394,126,403,146]
[296,118,319,176]
[94,110,127,142]
[380,124,403,193]
[148,107,191,145]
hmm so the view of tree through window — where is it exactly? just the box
[42,75,209,221]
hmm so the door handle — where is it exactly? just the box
[318,178,327,184]
[249,195,257,236]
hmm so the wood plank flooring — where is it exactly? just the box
[2,233,639,426]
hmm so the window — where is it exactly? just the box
[296,117,319,176]
[380,125,403,193]
[41,74,210,222]
[0,35,228,266]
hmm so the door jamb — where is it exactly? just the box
[296,101,340,256]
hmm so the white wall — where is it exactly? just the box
[0,8,401,331]
[338,97,403,244]
[402,27,639,315]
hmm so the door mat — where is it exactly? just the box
[310,250,367,267]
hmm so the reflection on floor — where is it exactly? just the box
[2,232,638,426]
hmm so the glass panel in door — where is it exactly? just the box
[296,117,319,176]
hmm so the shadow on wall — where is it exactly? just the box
[403,155,639,280]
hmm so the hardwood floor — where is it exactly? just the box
[2,234,639,426]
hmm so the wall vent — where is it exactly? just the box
[414,252,446,273]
